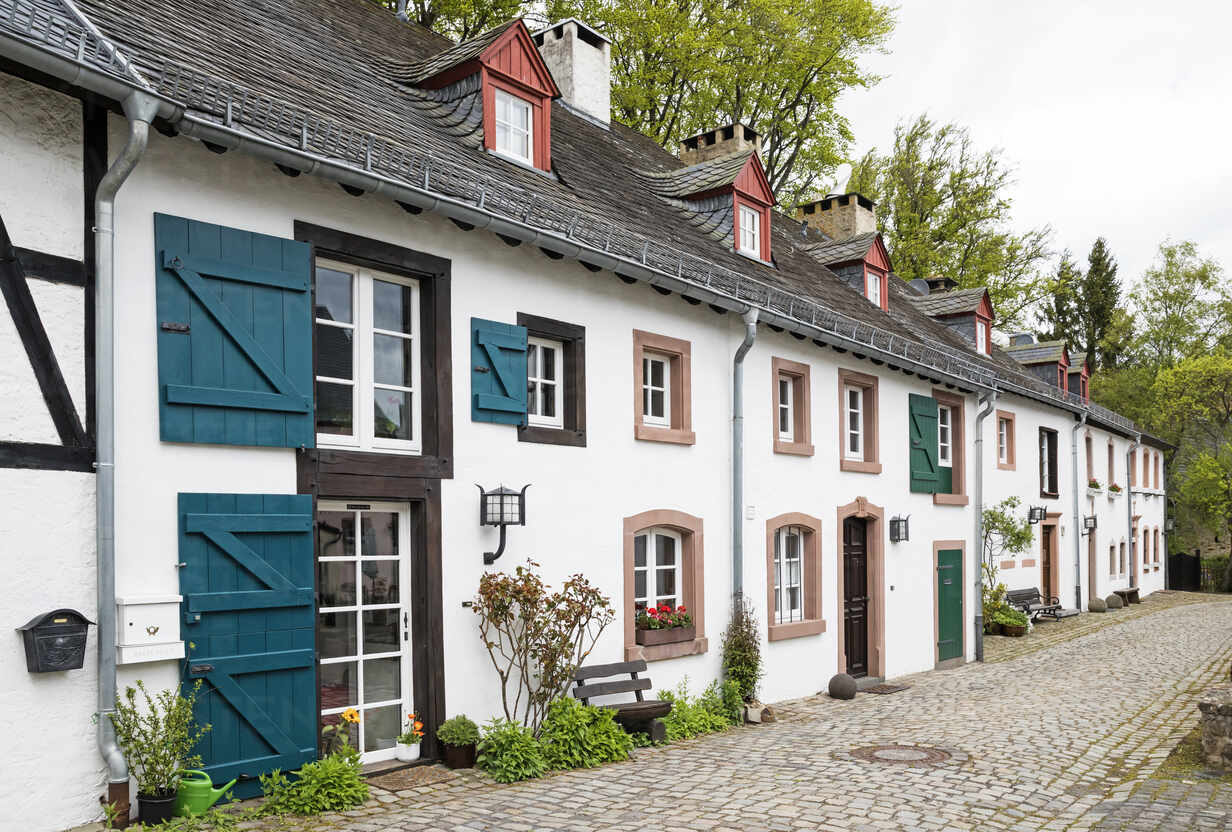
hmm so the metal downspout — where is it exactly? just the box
[973,391,996,662]
[1127,433,1142,588]
[1071,411,1088,610]
[95,90,159,816]
[731,309,758,601]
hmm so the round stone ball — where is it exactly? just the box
[1088,597,1107,613]
[1105,593,1124,609]
[828,673,857,700]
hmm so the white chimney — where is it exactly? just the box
[534,19,611,126]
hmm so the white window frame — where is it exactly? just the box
[642,352,671,427]
[844,384,864,461]
[315,259,422,455]
[633,527,683,611]
[773,525,804,624]
[866,270,882,307]
[738,205,762,257]
[1040,430,1051,493]
[938,405,952,467]
[526,336,564,429]
[997,417,1009,465]
[494,88,533,165]
[976,321,988,354]
[777,374,794,442]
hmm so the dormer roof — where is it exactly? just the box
[643,150,774,205]
[405,19,560,97]
[804,231,891,272]
[1005,339,1069,367]
[910,287,994,320]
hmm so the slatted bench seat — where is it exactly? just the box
[1005,587,1077,622]
[1114,587,1141,605]
[571,659,671,743]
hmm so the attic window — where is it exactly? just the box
[976,320,988,354]
[494,89,533,164]
[738,205,762,257]
[864,268,887,310]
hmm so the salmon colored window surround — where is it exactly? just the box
[764,512,825,641]
[622,509,706,662]
[771,357,813,456]
[933,388,968,506]
[837,368,880,474]
[996,409,1016,470]
[632,329,694,445]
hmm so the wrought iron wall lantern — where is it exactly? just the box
[1082,515,1097,535]
[1165,517,1175,532]
[1027,506,1046,524]
[889,515,910,543]
[476,484,529,565]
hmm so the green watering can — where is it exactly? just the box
[174,770,237,817]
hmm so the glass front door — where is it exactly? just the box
[316,501,412,762]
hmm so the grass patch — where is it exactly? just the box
[1155,727,1232,783]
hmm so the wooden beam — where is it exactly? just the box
[14,248,86,286]
[0,441,94,472]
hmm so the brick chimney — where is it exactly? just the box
[795,193,877,240]
[678,123,761,165]
[534,19,611,125]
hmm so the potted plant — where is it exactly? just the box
[395,711,424,762]
[437,714,480,769]
[1108,482,1122,495]
[998,608,1029,637]
[109,679,210,825]
[635,603,694,646]
[1087,477,1102,494]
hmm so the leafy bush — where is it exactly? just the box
[538,697,632,770]
[721,599,762,702]
[437,714,480,747]
[259,745,368,815]
[476,718,547,783]
[659,680,738,742]
[993,607,1029,628]
[109,679,210,798]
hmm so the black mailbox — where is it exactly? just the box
[17,609,93,673]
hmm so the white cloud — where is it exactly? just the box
[840,0,1232,290]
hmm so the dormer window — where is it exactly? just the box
[738,205,762,257]
[866,269,883,307]
[976,320,988,354]
[494,89,534,164]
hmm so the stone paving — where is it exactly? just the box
[237,596,1232,832]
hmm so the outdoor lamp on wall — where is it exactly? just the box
[1028,506,1046,524]
[1165,517,1175,532]
[476,484,530,565]
[889,515,910,543]
[1082,515,1097,535]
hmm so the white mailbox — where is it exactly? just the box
[116,595,185,664]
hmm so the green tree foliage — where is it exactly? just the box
[1037,252,1083,346]
[981,496,1034,573]
[1129,240,1230,369]
[846,115,1051,328]
[547,0,894,206]
[382,0,532,42]
[1083,238,1129,368]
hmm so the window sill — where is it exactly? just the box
[518,425,586,447]
[933,493,969,507]
[1039,492,1060,500]
[635,424,696,445]
[767,618,826,642]
[773,439,815,457]
[996,462,1016,471]
[1021,558,1037,567]
[840,459,882,474]
[625,636,708,663]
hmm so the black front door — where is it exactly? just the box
[843,517,869,678]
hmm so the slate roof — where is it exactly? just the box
[803,232,878,267]
[909,287,988,317]
[1070,352,1088,369]
[394,19,518,85]
[1004,340,1068,365]
[0,0,1143,435]
[641,150,755,199]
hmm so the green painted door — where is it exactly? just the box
[936,548,963,663]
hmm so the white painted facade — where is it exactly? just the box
[0,68,1167,831]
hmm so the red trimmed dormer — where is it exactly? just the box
[1005,337,1072,391]
[731,152,775,262]
[798,192,893,312]
[1067,353,1090,401]
[907,285,994,353]
[412,20,560,171]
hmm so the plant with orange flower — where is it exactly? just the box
[397,712,425,745]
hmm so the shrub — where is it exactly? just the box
[109,679,210,798]
[721,598,762,702]
[437,714,480,747]
[476,718,547,783]
[994,607,1028,628]
[259,746,368,815]
[659,680,738,742]
[538,697,632,770]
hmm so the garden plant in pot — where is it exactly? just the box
[997,608,1030,637]
[635,603,693,646]
[395,711,424,762]
[109,679,210,825]
[437,714,480,769]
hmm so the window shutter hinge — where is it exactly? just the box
[160,321,190,333]
[474,365,490,374]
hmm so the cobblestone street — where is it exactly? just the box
[252,595,1232,831]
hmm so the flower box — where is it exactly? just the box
[635,625,695,646]
[1087,488,1102,497]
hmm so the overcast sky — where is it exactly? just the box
[838,0,1232,292]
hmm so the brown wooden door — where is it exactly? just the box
[1041,525,1053,601]
[843,517,869,678]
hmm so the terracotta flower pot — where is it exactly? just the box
[442,742,477,769]
[635,624,695,646]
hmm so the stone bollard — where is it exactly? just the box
[1198,685,1232,770]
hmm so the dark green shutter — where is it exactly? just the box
[909,393,939,493]
[156,214,314,448]
[937,548,963,662]
[179,493,316,797]
[471,317,527,425]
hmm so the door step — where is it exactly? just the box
[855,676,885,691]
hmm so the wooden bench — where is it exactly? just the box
[1006,587,1061,622]
[1114,587,1141,605]
[571,659,672,743]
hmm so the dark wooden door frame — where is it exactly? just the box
[835,497,885,679]
[842,516,869,678]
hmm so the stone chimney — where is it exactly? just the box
[1009,333,1035,346]
[534,19,611,125]
[795,193,877,241]
[678,123,761,166]
[926,275,958,293]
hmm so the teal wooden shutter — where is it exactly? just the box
[909,393,939,493]
[156,214,314,448]
[471,317,527,424]
[179,493,316,797]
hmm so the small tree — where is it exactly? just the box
[474,561,613,733]
[981,497,1034,622]
[721,598,763,703]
